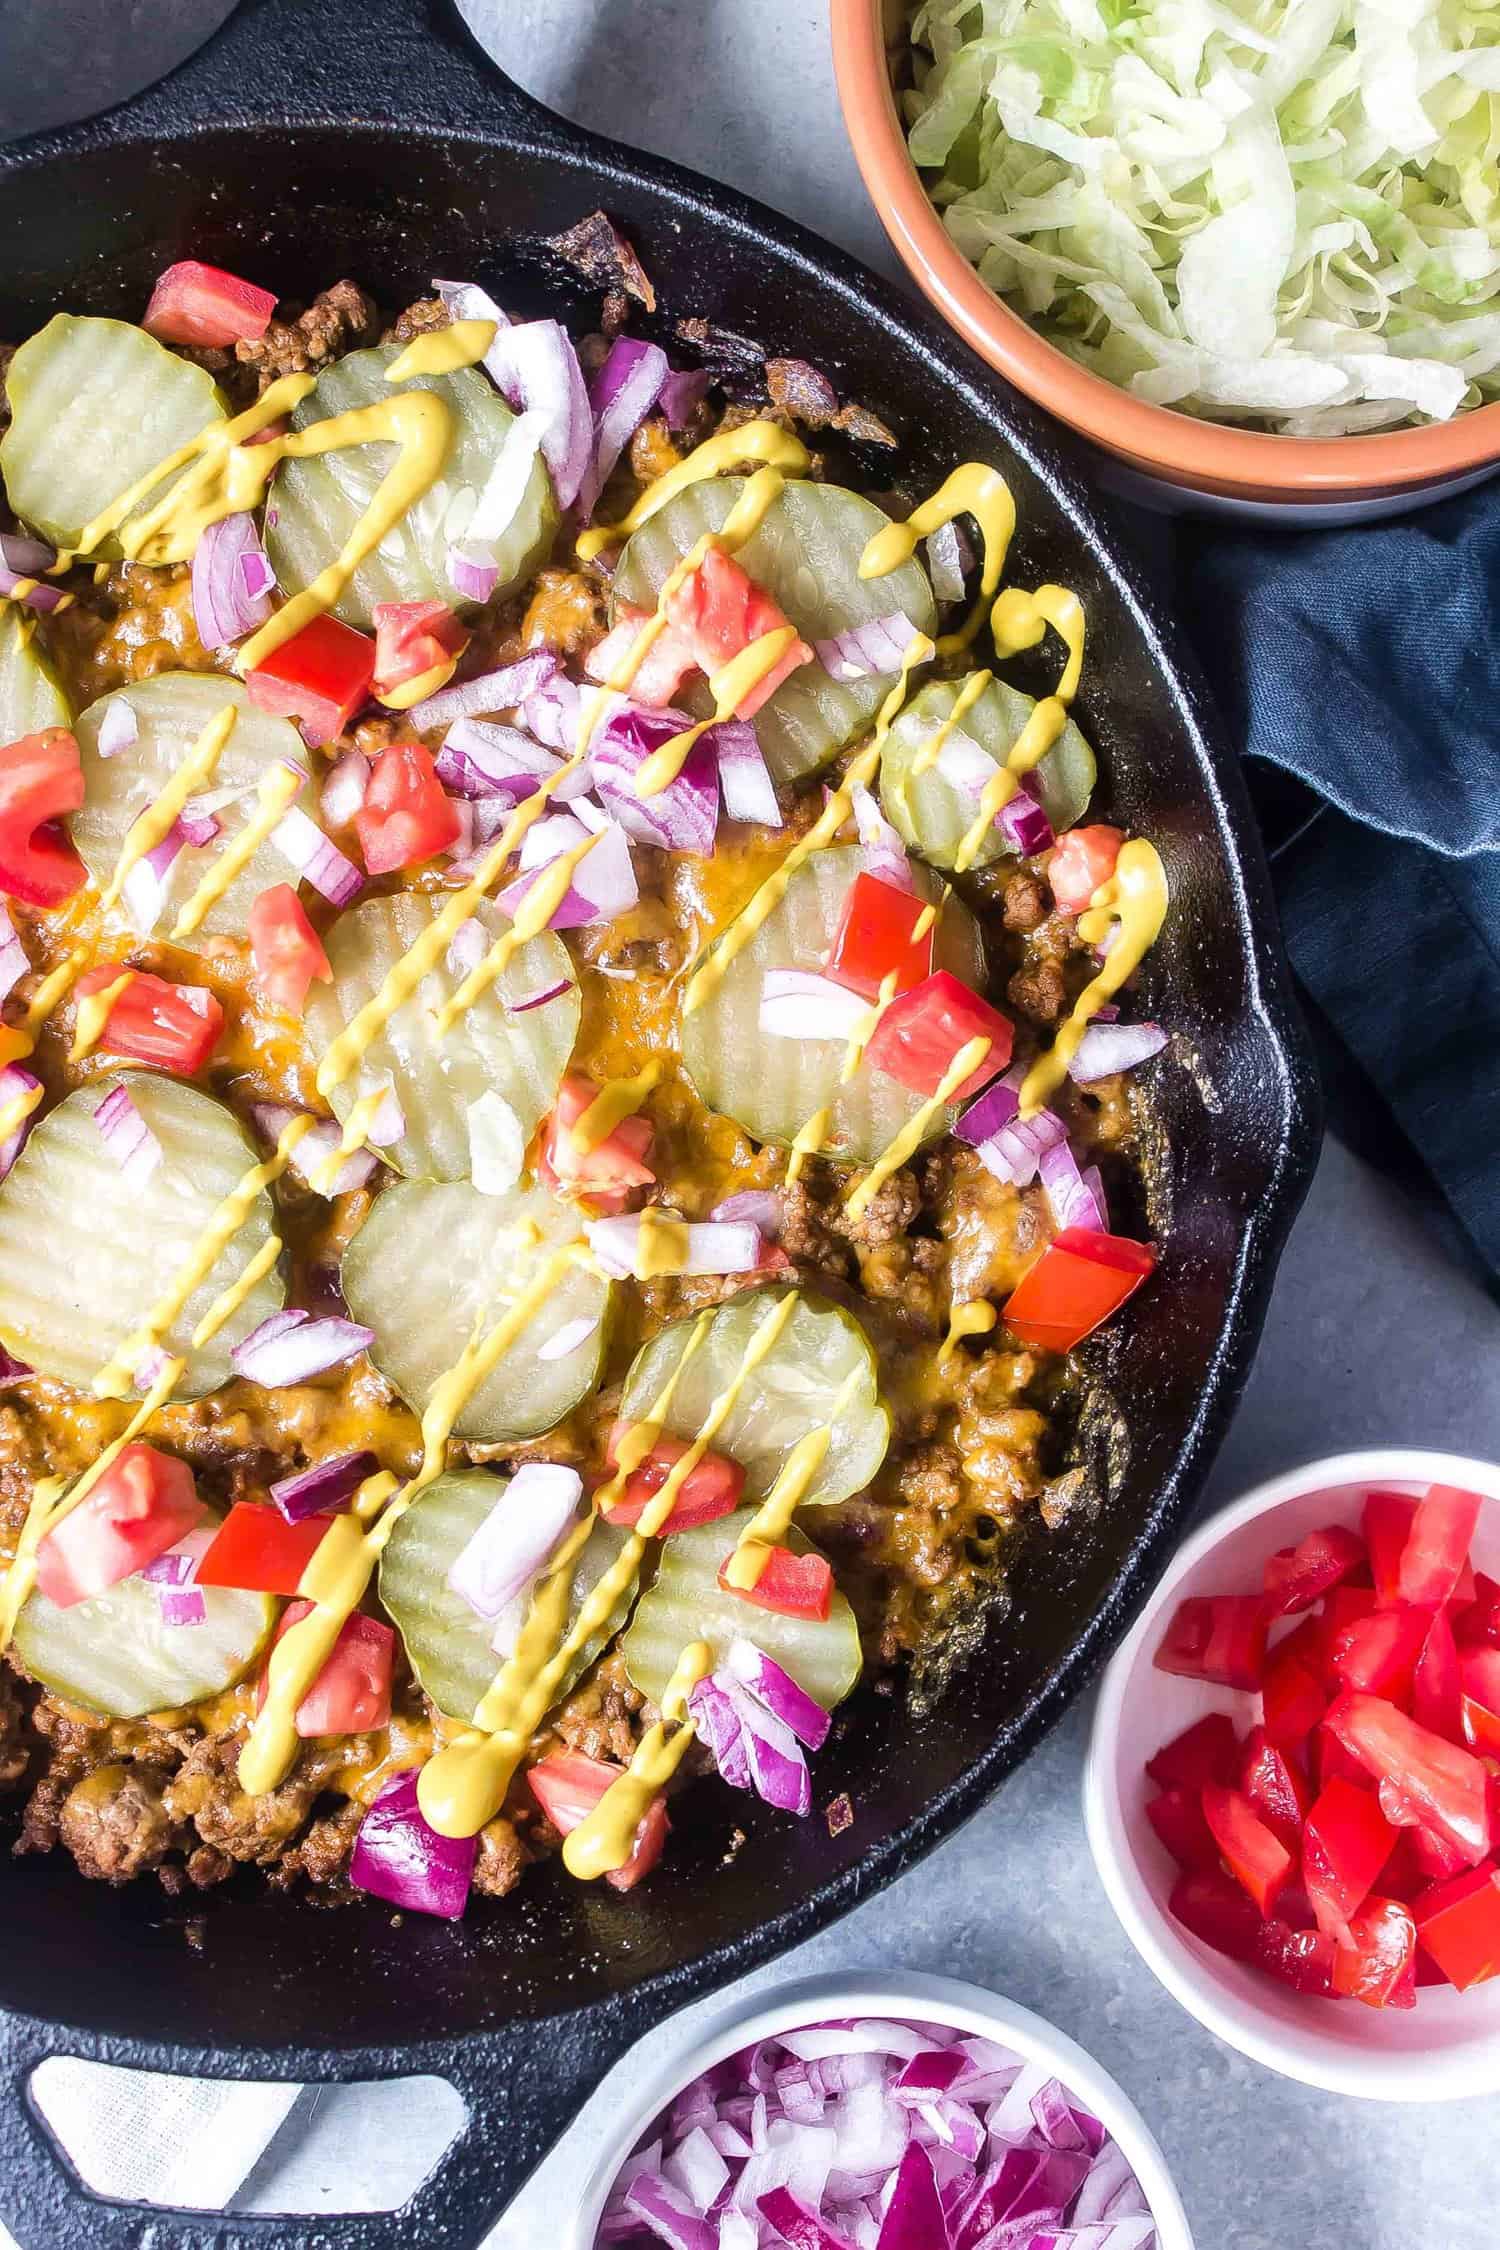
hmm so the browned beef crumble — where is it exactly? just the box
[235,280,378,390]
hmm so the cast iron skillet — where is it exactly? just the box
[0,0,1320,2241]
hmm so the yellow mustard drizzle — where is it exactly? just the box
[0,1075,45,1142]
[1019,839,1169,1115]
[837,897,941,1086]
[576,422,810,561]
[846,1033,991,1223]
[950,586,1085,877]
[67,971,134,1063]
[572,1062,664,1154]
[562,1639,713,1881]
[911,669,993,779]
[860,464,1017,656]
[23,945,91,1041]
[309,1088,393,1196]
[720,1363,863,1592]
[376,657,458,712]
[0,1477,64,1651]
[99,704,237,913]
[939,1299,998,1366]
[170,760,304,940]
[785,1106,831,1186]
[634,1208,692,1279]
[634,624,799,797]
[433,829,602,1036]
[190,1234,283,1349]
[384,320,496,383]
[3,581,74,614]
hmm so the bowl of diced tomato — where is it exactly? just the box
[1084,1450,1500,2100]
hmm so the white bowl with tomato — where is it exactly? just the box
[1084,1450,1500,2100]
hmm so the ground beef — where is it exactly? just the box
[56,1763,177,1884]
[831,1167,920,1249]
[766,358,838,430]
[0,1669,27,1788]
[472,1816,528,1898]
[268,1800,362,1890]
[572,892,684,978]
[548,212,657,312]
[548,1651,647,1768]
[382,297,450,346]
[165,1732,335,1866]
[1008,959,1068,1025]
[235,281,377,391]
[0,1402,44,1543]
[779,1178,851,1281]
[1002,871,1051,932]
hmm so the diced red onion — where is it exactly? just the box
[406,649,560,734]
[482,318,593,511]
[446,916,488,979]
[434,722,556,805]
[0,910,29,1007]
[131,1344,175,1395]
[756,2186,852,2249]
[448,1462,582,1621]
[95,698,140,759]
[122,817,212,935]
[191,511,276,647]
[874,2143,945,2249]
[760,971,869,1045]
[725,1639,830,1750]
[364,1086,404,1147]
[586,1214,762,1281]
[849,780,913,894]
[460,407,550,568]
[624,2171,715,2250]
[0,532,68,614]
[230,1309,374,1386]
[1066,1023,1167,1084]
[996,786,1054,858]
[933,733,995,800]
[250,1102,379,1197]
[157,1586,207,1627]
[660,368,711,431]
[536,1313,601,1364]
[712,719,782,829]
[447,543,500,604]
[924,522,967,604]
[710,1189,783,1240]
[271,805,362,905]
[432,277,507,327]
[498,818,637,928]
[593,705,719,853]
[92,1082,162,1186]
[956,1075,1068,1190]
[320,750,370,827]
[814,612,921,683]
[519,669,583,751]
[467,1089,524,1195]
[511,974,576,1014]
[579,337,670,521]
[716,1674,812,1815]
[687,1674,752,1789]
[349,1767,477,1920]
[0,1064,41,1182]
[1038,1141,1108,1234]
[141,1525,214,1588]
[269,1450,378,1524]
[519,808,591,873]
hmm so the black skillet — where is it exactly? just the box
[0,0,1320,2241]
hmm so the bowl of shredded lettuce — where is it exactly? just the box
[833,0,1500,512]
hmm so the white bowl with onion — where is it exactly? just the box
[571,1969,1193,2248]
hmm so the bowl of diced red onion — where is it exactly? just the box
[1085,1449,1500,2101]
[575,1970,1192,2249]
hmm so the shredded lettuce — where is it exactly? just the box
[904,0,1500,431]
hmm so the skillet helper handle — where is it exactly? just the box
[0,2008,633,2250]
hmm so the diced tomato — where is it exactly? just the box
[525,1749,669,1892]
[0,729,88,907]
[262,1600,394,1737]
[585,608,700,708]
[1302,1778,1397,1939]
[1256,1919,1338,1996]
[371,601,470,707]
[1003,1227,1157,1357]
[602,1424,746,1533]
[1363,1489,1417,1607]
[1146,1788,1221,1874]
[1169,1867,1263,1962]
[1413,1862,1500,1990]
[1202,1784,1293,1915]
[720,1544,832,1621]
[1459,1645,1500,1754]
[825,872,934,1004]
[1328,1606,1429,1707]
[1263,1523,1365,1617]
[1399,1484,1483,1609]
[1261,1615,1327,1745]
[75,964,223,1074]
[1413,1607,1463,1741]
[538,1075,656,1216]
[246,615,375,747]
[1410,1821,1469,1885]
[1241,1728,1312,1852]
[142,260,276,347]
[1146,1713,1242,1795]
[34,1444,204,1609]
[247,884,332,1014]
[1319,1585,1379,1679]
[1333,1897,1417,2009]
[353,741,461,875]
[1155,1595,1268,1693]
[1325,1690,1492,1866]
[1316,1721,1375,1795]
[195,1502,332,1595]
[864,970,1012,1105]
[1048,824,1124,914]
[1456,1573,1500,1649]
[661,547,812,718]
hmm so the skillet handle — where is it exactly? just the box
[0,2002,639,2250]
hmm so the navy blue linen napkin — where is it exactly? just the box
[1130,481,1500,1286]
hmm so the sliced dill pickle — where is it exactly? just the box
[680,843,983,1162]
[73,672,312,941]
[13,1513,276,1719]
[0,1073,284,1397]
[341,1180,609,1443]
[879,677,1097,873]
[622,1507,860,1711]
[617,1283,888,1509]
[303,893,578,1182]
[612,477,936,789]
[264,345,558,628]
[0,315,225,553]
[378,1469,632,1722]
[0,607,71,741]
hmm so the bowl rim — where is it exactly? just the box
[1083,1446,1500,2101]
[568,1966,1196,2247]
[830,0,1500,499]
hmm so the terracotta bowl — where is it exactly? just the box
[831,0,1500,521]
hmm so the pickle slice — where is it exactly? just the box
[617,1283,888,1509]
[0,1073,284,1397]
[680,843,984,1162]
[72,672,313,941]
[879,677,1097,873]
[303,894,578,1182]
[264,345,558,628]
[0,315,225,553]
[612,478,936,789]
[13,1512,275,1720]
[341,1180,608,1443]
[378,1469,632,1722]
[0,608,71,742]
[622,1507,860,1712]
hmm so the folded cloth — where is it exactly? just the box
[1135,478,1500,1285]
